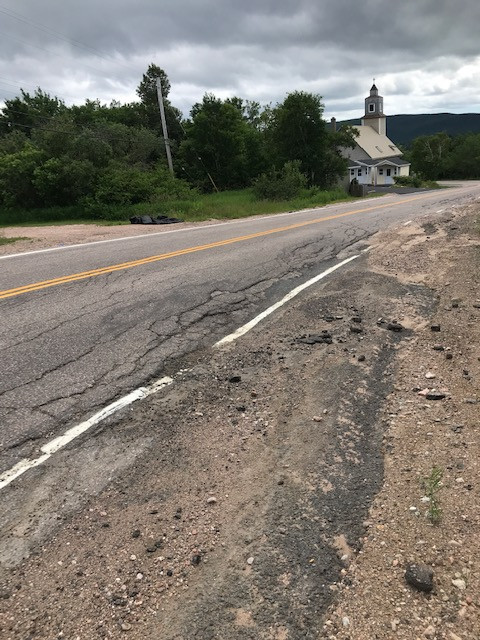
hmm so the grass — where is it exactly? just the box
[0,188,353,228]
[423,466,444,524]
[0,236,29,245]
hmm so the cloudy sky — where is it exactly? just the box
[0,0,479,120]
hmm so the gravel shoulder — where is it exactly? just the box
[0,202,479,639]
[0,219,223,256]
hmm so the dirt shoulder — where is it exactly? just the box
[0,219,222,256]
[0,203,479,639]
[323,203,480,639]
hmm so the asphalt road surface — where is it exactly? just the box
[1,184,479,482]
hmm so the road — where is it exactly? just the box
[1,185,479,482]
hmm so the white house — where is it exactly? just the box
[343,83,410,186]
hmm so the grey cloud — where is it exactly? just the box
[0,0,479,118]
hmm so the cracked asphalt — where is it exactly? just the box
[1,187,479,477]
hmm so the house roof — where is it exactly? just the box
[353,125,402,159]
[348,156,411,169]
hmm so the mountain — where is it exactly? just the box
[337,113,480,146]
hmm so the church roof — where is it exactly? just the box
[352,125,402,159]
[348,156,410,169]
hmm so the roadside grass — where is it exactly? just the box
[0,187,353,228]
[423,465,443,525]
[0,236,29,245]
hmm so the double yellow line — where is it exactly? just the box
[0,193,436,301]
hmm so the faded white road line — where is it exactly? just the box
[215,254,359,346]
[0,253,361,490]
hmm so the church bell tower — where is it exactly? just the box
[361,81,386,135]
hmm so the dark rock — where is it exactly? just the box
[131,529,141,539]
[166,570,173,577]
[228,375,242,383]
[146,546,157,553]
[433,345,444,351]
[387,322,404,332]
[191,555,202,566]
[431,324,441,332]
[452,300,459,308]
[473,303,480,309]
[154,540,164,549]
[445,353,453,360]
[357,355,366,362]
[236,405,246,412]
[324,315,336,323]
[463,369,469,376]
[298,331,333,345]
[405,563,434,592]
[112,596,128,606]
[351,316,362,323]
[149,509,159,515]
[350,325,363,334]
[426,391,446,400]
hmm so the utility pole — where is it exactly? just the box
[156,77,174,175]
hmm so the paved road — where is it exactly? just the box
[1,184,479,477]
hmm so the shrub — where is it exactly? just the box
[33,158,97,206]
[393,175,423,188]
[0,144,44,208]
[253,160,307,200]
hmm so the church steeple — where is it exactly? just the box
[361,80,386,135]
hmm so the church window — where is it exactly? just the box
[369,103,375,112]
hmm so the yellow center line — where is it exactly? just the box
[0,192,437,300]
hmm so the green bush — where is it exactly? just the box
[33,158,97,206]
[253,160,307,200]
[0,144,44,208]
[393,175,423,188]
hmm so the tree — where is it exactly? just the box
[0,89,66,137]
[410,132,451,180]
[177,94,264,191]
[136,64,183,144]
[269,91,347,187]
[0,144,44,208]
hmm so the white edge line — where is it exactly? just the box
[214,254,359,347]
[0,196,393,261]
[0,376,174,490]
[0,253,361,490]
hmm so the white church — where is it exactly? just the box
[343,83,410,186]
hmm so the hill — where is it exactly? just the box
[338,113,480,146]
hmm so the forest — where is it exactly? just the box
[0,64,357,224]
[1,64,478,225]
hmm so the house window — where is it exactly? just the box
[358,169,362,176]
[379,168,384,175]
[369,103,375,112]
[350,169,354,175]
[386,168,391,176]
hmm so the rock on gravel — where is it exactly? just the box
[405,562,434,592]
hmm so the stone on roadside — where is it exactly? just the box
[405,562,434,592]
[207,496,217,504]
[431,324,441,332]
[452,578,466,590]
[387,321,404,332]
[426,391,446,400]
